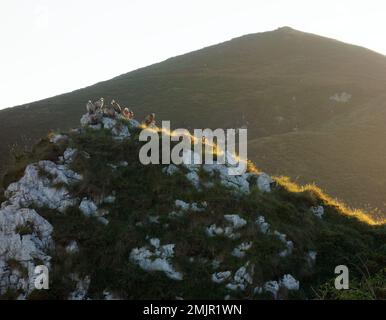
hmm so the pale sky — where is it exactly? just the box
[0,0,385,110]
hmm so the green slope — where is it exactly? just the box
[1,115,385,299]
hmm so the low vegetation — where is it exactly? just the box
[2,123,384,300]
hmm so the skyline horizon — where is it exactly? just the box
[1,0,386,110]
[1,26,385,111]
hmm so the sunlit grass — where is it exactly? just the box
[248,158,385,226]
[274,175,386,226]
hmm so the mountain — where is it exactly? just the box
[2,27,386,214]
[0,108,385,299]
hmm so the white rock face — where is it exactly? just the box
[307,251,317,266]
[63,148,77,164]
[202,163,250,194]
[0,146,83,296]
[130,239,183,281]
[175,200,190,211]
[80,114,94,127]
[172,200,207,217]
[274,231,294,258]
[191,202,207,212]
[0,206,53,296]
[257,173,274,193]
[224,215,247,229]
[263,281,280,299]
[256,216,270,234]
[330,92,352,103]
[206,215,246,239]
[101,117,132,139]
[280,274,299,291]
[81,113,133,140]
[212,271,231,284]
[101,117,117,129]
[231,242,253,258]
[257,274,300,299]
[112,124,130,140]
[310,206,324,219]
[5,161,81,213]
[163,164,180,176]
[79,198,109,225]
[79,198,98,217]
[206,224,224,237]
[253,286,263,295]
[185,171,201,190]
[126,119,140,128]
[0,207,53,261]
[225,262,254,291]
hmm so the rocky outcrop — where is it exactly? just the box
[0,149,82,297]
[255,274,299,299]
[225,262,254,291]
[310,206,324,219]
[129,238,183,281]
[0,206,53,297]
[330,92,352,103]
[4,160,81,213]
[80,112,139,139]
[256,173,274,193]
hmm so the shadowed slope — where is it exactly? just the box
[1,110,385,299]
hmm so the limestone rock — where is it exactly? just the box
[5,161,81,213]
[311,206,324,219]
[0,206,53,296]
[257,173,273,193]
[130,239,183,281]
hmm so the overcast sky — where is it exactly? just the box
[0,0,385,109]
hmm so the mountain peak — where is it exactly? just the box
[275,26,297,32]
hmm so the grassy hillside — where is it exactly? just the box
[1,113,385,300]
[2,27,386,214]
